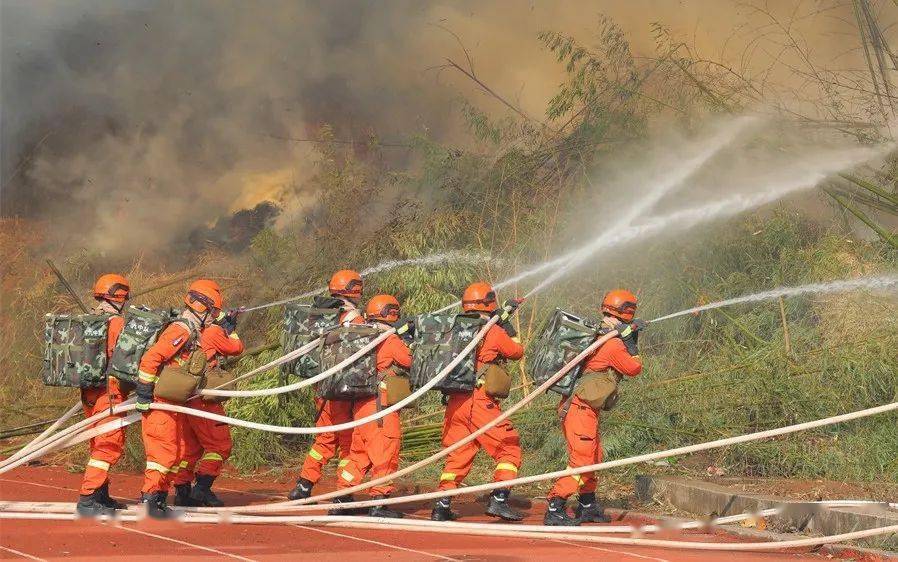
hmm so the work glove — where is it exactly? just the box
[216,309,241,335]
[614,318,647,356]
[135,383,154,413]
[493,298,523,335]
[395,317,416,342]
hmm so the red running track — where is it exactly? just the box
[0,465,870,561]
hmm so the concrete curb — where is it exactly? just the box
[635,475,898,558]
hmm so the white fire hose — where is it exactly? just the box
[0,317,499,474]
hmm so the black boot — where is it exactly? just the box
[544,497,581,527]
[97,482,127,510]
[139,491,176,520]
[328,495,364,516]
[190,475,224,508]
[173,484,200,507]
[430,498,458,521]
[368,496,404,519]
[287,477,314,501]
[76,490,115,518]
[574,492,611,523]
[486,489,524,522]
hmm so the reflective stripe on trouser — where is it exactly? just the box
[337,394,401,496]
[79,382,128,495]
[140,402,184,494]
[172,398,232,485]
[548,395,601,500]
[299,398,353,485]
[437,387,522,491]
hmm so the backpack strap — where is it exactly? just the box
[558,390,577,422]
[342,308,360,324]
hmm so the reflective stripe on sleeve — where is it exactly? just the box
[145,461,169,474]
[87,458,111,471]
[137,371,159,384]
[495,462,518,473]
[229,332,241,340]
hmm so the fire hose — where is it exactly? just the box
[0,317,499,474]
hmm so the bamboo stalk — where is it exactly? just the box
[778,296,792,356]
[46,260,89,313]
[825,189,898,249]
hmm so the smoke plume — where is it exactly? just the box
[1,0,884,258]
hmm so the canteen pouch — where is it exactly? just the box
[154,350,208,403]
[201,367,236,403]
[383,372,413,406]
[576,371,621,411]
[481,363,512,399]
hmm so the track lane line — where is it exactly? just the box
[553,538,671,562]
[291,524,461,561]
[117,526,259,562]
[0,545,48,562]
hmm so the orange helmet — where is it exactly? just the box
[462,282,498,313]
[93,273,130,304]
[366,294,401,323]
[185,279,223,314]
[329,269,363,299]
[602,289,638,322]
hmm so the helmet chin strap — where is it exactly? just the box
[188,307,209,327]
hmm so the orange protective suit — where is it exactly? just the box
[548,337,641,500]
[299,307,362,484]
[437,323,524,491]
[137,322,195,494]
[337,332,411,495]
[172,324,244,485]
[79,314,127,495]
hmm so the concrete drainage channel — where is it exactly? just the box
[635,475,898,558]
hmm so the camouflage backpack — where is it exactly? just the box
[315,324,382,400]
[41,313,111,388]
[528,309,600,397]
[409,313,486,394]
[109,305,180,386]
[280,296,347,382]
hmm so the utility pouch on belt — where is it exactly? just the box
[201,367,236,403]
[154,349,208,403]
[480,363,512,399]
[383,371,412,406]
[575,371,621,411]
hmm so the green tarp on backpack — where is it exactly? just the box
[109,305,179,386]
[315,324,382,400]
[528,309,599,397]
[409,313,486,394]
[42,313,110,388]
[280,297,345,381]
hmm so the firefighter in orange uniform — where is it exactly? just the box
[543,289,644,526]
[288,269,364,500]
[135,280,221,518]
[332,295,410,518]
[76,274,131,516]
[171,283,244,507]
[431,282,525,522]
